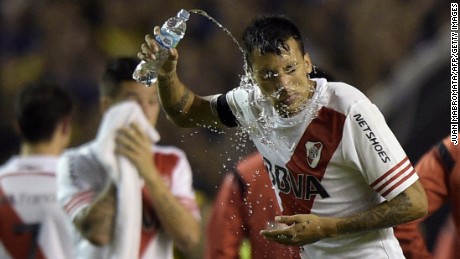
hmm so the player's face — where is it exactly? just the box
[114,81,160,126]
[250,38,314,117]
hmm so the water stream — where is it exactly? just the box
[188,9,322,150]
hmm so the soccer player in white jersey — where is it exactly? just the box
[56,57,200,259]
[138,15,428,258]
[0,82,74,258]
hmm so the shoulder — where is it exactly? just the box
[59,142,96,168]
[234,152,267,187]
[327,81,367,100]
[61,141,94,158]
[58,141,103,175]
[154,144,190,166]
[0,157,16,175]
[322,81,371,115]
[154,144,187,157]
[235,152,265,177]
[225,84,263,108]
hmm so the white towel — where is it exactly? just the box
[92,101,160,259]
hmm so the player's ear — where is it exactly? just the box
[303,53,313,74]
[60,116,71,135]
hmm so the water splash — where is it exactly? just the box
[189,9,254,82]
[187,9,323,157]
[189,10,245,65]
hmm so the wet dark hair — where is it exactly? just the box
[242,15,305,69]
[100,57,140,98]
[15,81,73,143]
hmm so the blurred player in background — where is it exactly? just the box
[394,135,460,259]
[57,57,200,258]
[206,152,301,259]
[0,81,74,258]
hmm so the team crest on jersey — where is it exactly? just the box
[305,141,323,168]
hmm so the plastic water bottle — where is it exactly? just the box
[133,9,190,86]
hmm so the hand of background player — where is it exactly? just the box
[260,214,335,246]
[115,122,157,180]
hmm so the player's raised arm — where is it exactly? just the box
[138,30,226,128]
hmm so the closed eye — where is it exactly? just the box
[261,71,279,80]
[285,64,297,74]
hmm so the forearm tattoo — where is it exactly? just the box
[336,192,413,234]
[158,73,191,116]
[165,88,190,116]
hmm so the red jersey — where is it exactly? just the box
[206,152,301,259]
[394,135,460,259]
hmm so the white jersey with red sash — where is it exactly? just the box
[57,142,200,259]
[0,156,74,259]
[225,78,417,258]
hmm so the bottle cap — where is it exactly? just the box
[178,9,190,21]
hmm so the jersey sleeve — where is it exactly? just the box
[341,100,418,200]
[213,94,238,127]
[225,86,256,130]
[205,173,245,259]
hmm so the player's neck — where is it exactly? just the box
[307,79,317,99]
[20,142,61,156]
